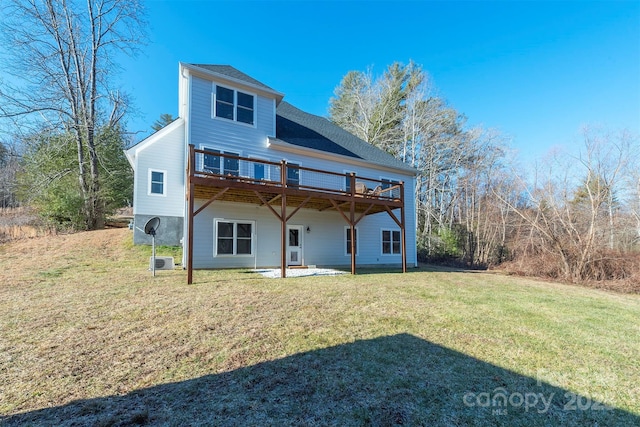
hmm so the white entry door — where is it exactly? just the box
[287,225,303,266]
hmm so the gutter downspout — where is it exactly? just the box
[181,65,191,271]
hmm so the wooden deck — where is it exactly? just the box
[186,145,407,283]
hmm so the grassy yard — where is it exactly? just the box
[0,229,638,426]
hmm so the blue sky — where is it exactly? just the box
[120,0,640,162]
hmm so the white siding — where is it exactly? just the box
[132,120,185,217]
[192,199,417,270]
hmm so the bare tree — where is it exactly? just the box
[0,0,145,229]
[504,128,639,281]
[330,61,506,264]
[455,127,515,266]
[405,93,466,257]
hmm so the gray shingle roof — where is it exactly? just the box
[275,101,415,174]
[190,64,276,92]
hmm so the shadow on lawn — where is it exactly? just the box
[3,334,636,426]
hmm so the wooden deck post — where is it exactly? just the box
[187,145,195,284]
[280,160,287,279]
[350,173,356,275]
[400,181,407,273]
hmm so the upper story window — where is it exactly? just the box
[213,85,255,125]
[215,86,234,120]
[148,169,166,196]
[236,92,254,124]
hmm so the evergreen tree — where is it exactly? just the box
[329,61,424,154]
[152,113,175,132]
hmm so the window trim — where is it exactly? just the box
[148,169,167,196]
[344,226,359,257]
[211,83,256,127]
[381,228,402,255]
[214,218,256,257]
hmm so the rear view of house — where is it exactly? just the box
[125,63,417,282]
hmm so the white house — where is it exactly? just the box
[125,63,418,282]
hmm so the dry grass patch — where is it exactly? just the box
[0,207,45,243]
[1,229,639,426]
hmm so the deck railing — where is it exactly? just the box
[186,144,407,283]
[190,146,403,200]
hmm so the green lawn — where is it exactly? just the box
[1,229,638,426]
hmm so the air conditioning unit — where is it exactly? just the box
[149,256,174,270]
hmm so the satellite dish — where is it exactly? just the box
[143,217,161,276]
[144,217,160,236]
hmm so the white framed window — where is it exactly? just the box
[344,226,359,256]
[214,219,255,256]
[381,229,401,255]
[236,91,254,124]
[212,84,255,126]
[202,146,240,176]
[148,169,166,196]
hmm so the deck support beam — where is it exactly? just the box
[399,181,407,273]
[280,160,287,278]
[286,196,312,222]
[194,188,228,216]
[187,145,196,284]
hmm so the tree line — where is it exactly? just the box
[329,62,640,285]
[0,0,144,229]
